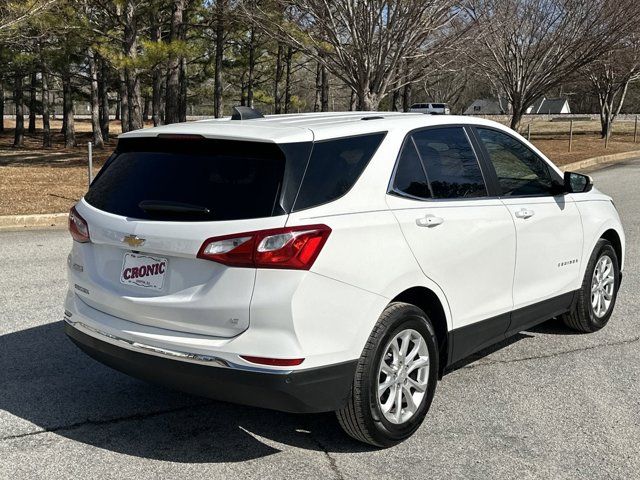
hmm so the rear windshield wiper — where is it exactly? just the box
[138,200,211,215]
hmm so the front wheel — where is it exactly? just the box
[336,302,439,447]
[561,239,620,332]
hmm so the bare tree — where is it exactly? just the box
[468,0,640,130]
[588,35,640,138]
[420,68,471,114]
[250,0,462,110]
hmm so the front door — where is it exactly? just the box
[386,126,517,362]
[473,127,583,333]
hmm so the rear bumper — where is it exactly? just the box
[65,322,357,414]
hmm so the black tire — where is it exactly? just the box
[336,302,439,447]
[561,239,620,333]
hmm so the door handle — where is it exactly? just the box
[416,214,444,227]
[514,208,535,219]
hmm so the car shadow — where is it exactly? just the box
[526,318,583,335]
[446,318,578,372]
[0,321,371,463]
[445,332,533,372]
[1,318,576,462]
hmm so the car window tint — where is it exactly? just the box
[412,127,487,199]
[85,138,294,221]
[293,133,386,211]
[476,128,557,196]
[392,140,431,199]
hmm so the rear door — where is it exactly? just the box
[386,126,516,361]
[473,127,583,332]
[72,136,312,338]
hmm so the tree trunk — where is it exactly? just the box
[41,65,51,148]
[391,70,401,112]
[119,71,129,133]
[151,17,163,126]
[62,69,76,147]
[247,26,256,108]
[600,113,611,139]
[349,89,356,111]
[509,94,524,131]
[0,81,4,133]
[358,90,380,111]
[214,0,225,118]
[28,71,37,133]
[402,83,412,112]
[320,65,329,112]
[274,42,283,114]
[142,95,150,121]
[600,81,629,139]
[284,46,293,113]
[314,62,321,112]
[165,0,186,124]
[88,48,104,148]
[124,0,143,131]
[61,93,67,134]
[98,56,110,140]
[240,80,246,106]
[179,57,187,122]
[115,93,120,120]
[13,73,24,147]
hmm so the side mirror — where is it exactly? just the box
[564,171,593,193]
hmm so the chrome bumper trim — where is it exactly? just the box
[64,317,292,375]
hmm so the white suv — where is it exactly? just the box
[64,110,624,447]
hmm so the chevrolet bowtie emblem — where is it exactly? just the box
[122,234,146,247]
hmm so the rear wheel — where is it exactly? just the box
[336,302,438,447]
[561,239,620,332]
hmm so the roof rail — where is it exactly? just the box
[361,115,384,121]
[231,106,264,120]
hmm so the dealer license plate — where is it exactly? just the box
[120,252,168,291]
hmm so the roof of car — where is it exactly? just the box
[118,111,505,143]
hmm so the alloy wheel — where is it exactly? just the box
[377,328,430,425]
[591,255,615,318]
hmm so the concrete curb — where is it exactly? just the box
[1,150,639,231]
[0,212,68,230]
[560,150,640,172]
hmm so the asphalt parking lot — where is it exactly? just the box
[1,160,639,479]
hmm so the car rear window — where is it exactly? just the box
[85,137,311,222]
[432,103,446,108]
[292,132,386,211]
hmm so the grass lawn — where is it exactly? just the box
[1,117,639,216]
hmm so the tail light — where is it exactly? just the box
[197,224,331,270]
[69,206,90,243]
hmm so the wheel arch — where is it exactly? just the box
[600,228,623,268]
[390,286,450,378]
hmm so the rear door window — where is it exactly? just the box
[292,133,386,211]
[85,138,309,221]
[412,127,487,199]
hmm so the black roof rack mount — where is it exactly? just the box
[231,106,264,120]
